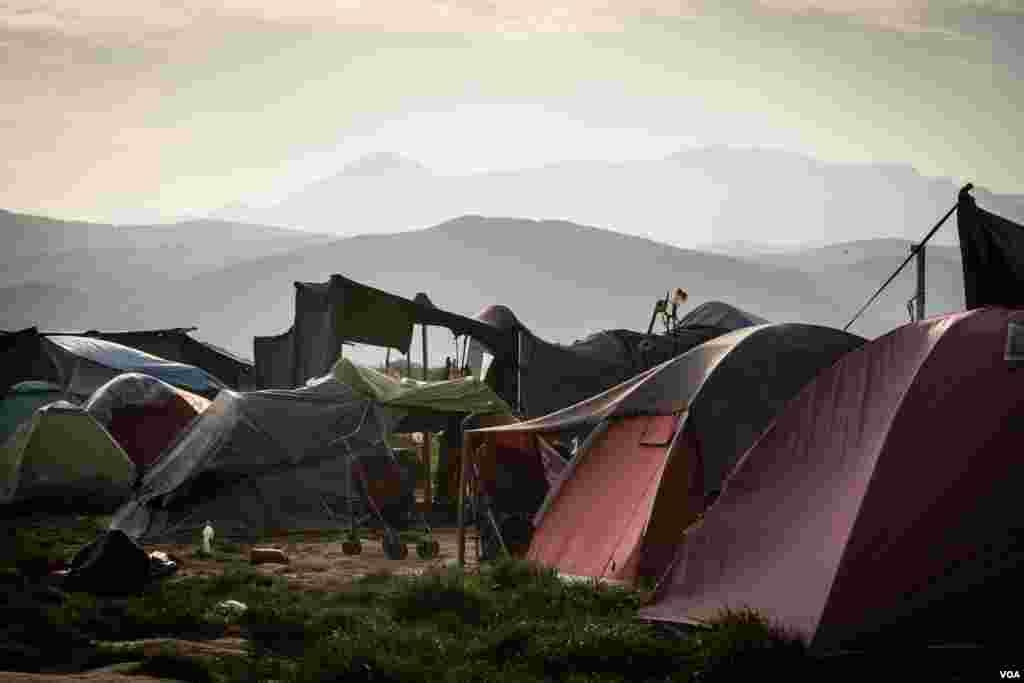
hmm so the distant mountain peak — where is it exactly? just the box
[338,152,430,177]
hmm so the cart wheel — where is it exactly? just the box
[416,538,440,559]
[342,538,363,556]
[383,533,408,560]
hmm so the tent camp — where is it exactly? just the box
[464,323,864,582]
[112,362,512,542]
[0,328,225,398]
[0,380,65,446]
[85,373,211,473]
[1,401,135,508]
[639,307,1024,651]
[74,328,256,391]
[473,302,764,419]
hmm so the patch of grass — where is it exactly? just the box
[694,607,808,681]
[389,568,494,629]
[3,515,812,682]
[134,650,216,683]
[1,513,110,570]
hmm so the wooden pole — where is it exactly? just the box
[456,433,467,568]
[914,243,926,321]
[422,432,432,513]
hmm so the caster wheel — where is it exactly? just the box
[383,533,408,560]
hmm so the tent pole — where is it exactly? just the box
[516,331,524,415]
[422,324,429,380]
[423,432,432,513]
[921,244,929,321]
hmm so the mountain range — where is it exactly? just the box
[4,147,1022,368]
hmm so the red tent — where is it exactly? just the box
[640,307,1024,651]
[85,373,210,471]
[467,323,863,583]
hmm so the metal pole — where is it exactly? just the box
[516,330,523,415]
[843,187,968,332]
[915,243,926,321]
[422,324,429,381]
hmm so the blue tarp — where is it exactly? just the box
[46,335,222,396]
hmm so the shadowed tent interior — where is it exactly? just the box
[640,307,1024,652]
[84,373,211,474]
[465,322,864,583]
[1,400,135,508]
[0,328,225,399]
[473,301,766,420]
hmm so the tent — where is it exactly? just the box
[472,304,753,419]
[0,328,225,398]
[0,380,65,446]
[1,401,135,507]
[112,362,512,542]
[639,307,1024,651]
[85,373,211,473]
[71,328,256,391]
[464,323,864,582]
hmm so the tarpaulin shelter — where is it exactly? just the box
[472,303,757,419]
[957,188,1024,310]
[85,373,211,473]
[0,380,64,446]
[112,360,512,542]
[463,323,863,581]
[74,328,256,391]
[332,357,512,432]
[640,307,1024,652]
[1,401,135,507]
[254,274,513,390]
[0,328,225,398]
[675,301,770,331]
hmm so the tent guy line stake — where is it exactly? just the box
[842,184,970,332]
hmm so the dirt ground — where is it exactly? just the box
[147,527,481,592]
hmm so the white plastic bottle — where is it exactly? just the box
[202,521,214,555]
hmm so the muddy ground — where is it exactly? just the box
[148,527,480,591]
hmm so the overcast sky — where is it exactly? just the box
[2,1,1021,224]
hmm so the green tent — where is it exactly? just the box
[332,358,512,417]
[1,400,135,507]
[0,381,66,446]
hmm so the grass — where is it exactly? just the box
[1,513,815,682]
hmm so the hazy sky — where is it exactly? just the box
[2,1,1022,223]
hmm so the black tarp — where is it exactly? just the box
[472,304,753,419]
[957,188,1024,310]
[253,275,515,390]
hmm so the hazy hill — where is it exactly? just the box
[0,210,336,295]
[136,215,967,366]
[7,146,1019,366]
[212,147,1024,249]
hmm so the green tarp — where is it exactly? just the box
[332,358,512,416]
